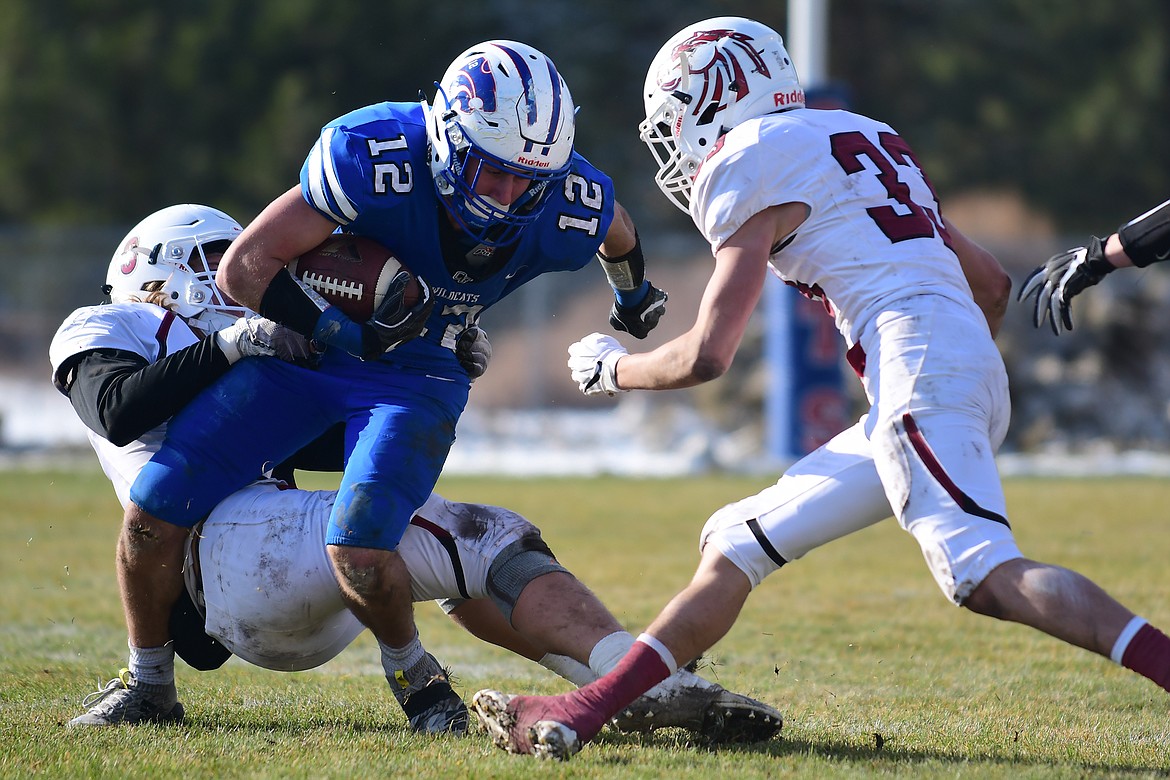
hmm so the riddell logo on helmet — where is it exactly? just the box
[773,89,805,107]
[516,155,552,168]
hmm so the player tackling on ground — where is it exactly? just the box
[54,204,778,741]
[92,41,669,729]
[471,17,1170,759]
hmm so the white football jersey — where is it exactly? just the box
[49,303,202,507]
[691,108,982,347]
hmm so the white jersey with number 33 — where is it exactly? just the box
[691,108,983,348]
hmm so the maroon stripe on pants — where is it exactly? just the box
[902,412,1009,528]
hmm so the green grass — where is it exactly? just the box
[2,467,1168,778]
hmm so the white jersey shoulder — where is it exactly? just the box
[692,109,978,345]
[49,302,202,508]
[50,302,201,373]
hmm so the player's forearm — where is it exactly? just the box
[1114,197,1170,268]
[945,217,1011,337]
[67,340,230,446]
[217,241,290,312]
[616,334,733,390]
[1104,233,1135,268]
[217,185,340,311]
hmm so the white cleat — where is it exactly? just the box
[471,689,582,760]
[610,677,782,744]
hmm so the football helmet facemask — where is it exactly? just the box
[424,40,575,247]
[104,204,247,333]
[640,17,804,213]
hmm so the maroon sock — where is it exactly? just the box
[557,641,672,741]
[1120,623,1170,692]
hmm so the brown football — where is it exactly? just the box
[288,234,420,321]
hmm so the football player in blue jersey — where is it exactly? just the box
[102,41,667,731]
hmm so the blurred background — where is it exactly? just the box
[2,0,1169,474]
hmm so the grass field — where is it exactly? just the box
[1,466,1168,778]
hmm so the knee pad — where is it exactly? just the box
[486,536,568,625]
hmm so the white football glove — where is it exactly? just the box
[567,332,628,396]
[217,316,317,366]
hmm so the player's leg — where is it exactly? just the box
[965,559,1135,654]
[886,404,1170,692]
[66,501,193,727]
[71,359,337,727]
[403,494,783,742]
[472,547,751,758]
[472,421,891,757]
[328,372,468,734]
[869,301,1170,694]
[185,484,364,672]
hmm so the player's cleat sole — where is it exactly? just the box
[611,683,782,744]
[471,689,581,761]
[697,688,783,744]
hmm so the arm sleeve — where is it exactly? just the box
[63,337,231,446]
[1117,198,1170,268]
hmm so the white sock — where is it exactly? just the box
[587,631,636,676]
[538,653,597,686]
[379,632,425,687]
[1110,616,1149,664]
[636,632,679,675]
[586,631,700,700]
[128,642,175,687]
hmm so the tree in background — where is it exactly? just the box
[0,0,1164,233]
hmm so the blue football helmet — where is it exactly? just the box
[424,40,576,247]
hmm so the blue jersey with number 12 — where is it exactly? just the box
[299,101,616,378]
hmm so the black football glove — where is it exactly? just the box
[610,283,667,340]
[1017,235,1115,335]
[455,326,491,381]
[364,273,435,357]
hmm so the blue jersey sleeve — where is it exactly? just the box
[299,102,425,226]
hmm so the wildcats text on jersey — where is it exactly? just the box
[432,288,482,305]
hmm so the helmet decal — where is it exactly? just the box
[497,44,564,148]
[667,29,771,123]
[451,57,498,113]
[119,238,141,275]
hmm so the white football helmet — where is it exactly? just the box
[639,17,804,213]
[424,40,576,247]
[104,204,247,333]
